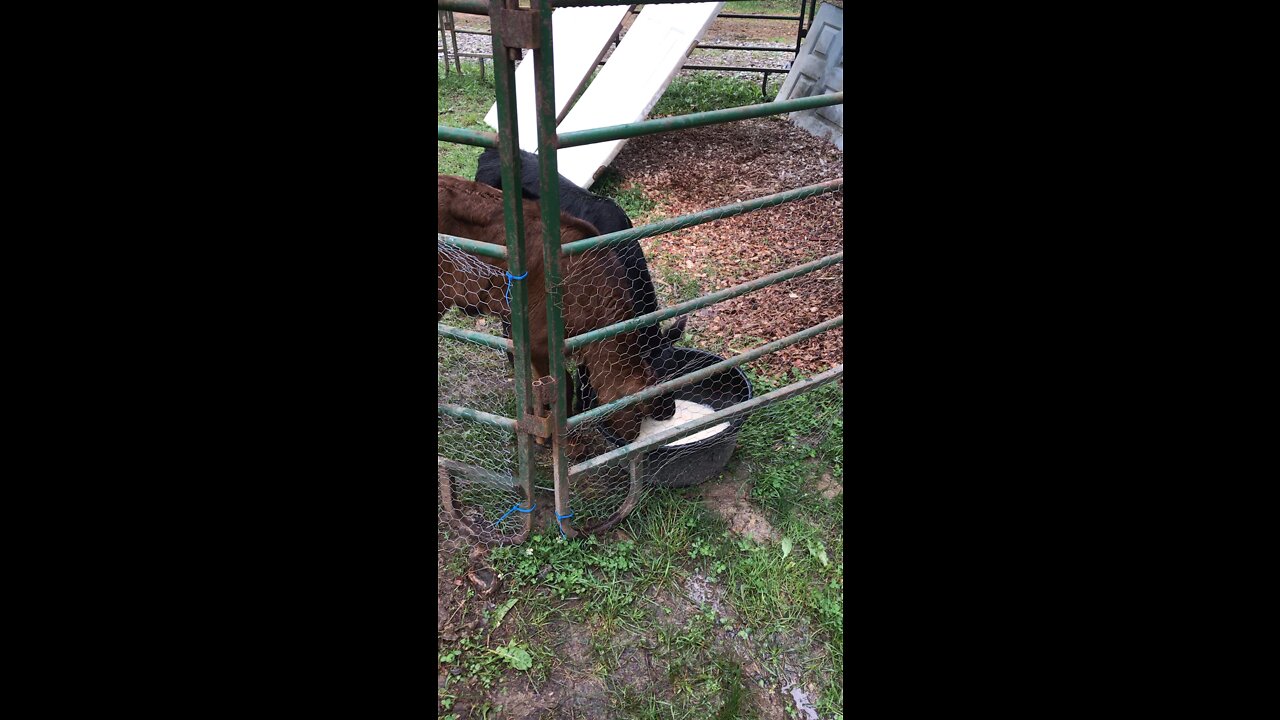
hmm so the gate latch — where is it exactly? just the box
[492,7,540,53]
[518,375,556,439]
[517,412,553,439]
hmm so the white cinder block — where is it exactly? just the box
[775,2,844,150]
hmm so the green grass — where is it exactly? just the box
[652,74,782,117]
[591,168,659,224]
[724,0,804,14]
[438,374,843,719]
[438,62,495,178]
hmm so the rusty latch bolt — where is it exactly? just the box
[518,375,556,439]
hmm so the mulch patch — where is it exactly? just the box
[612,115,844,375]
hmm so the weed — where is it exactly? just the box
[490,639,533,670]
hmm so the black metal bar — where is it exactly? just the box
[681,64,787,74]
[795,0,806,53]
[694,44,796,52]
[718,13,802,20]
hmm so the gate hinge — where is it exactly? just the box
[492,7,540,52]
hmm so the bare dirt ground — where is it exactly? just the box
[701,461,779,543]
[437,525,828,720]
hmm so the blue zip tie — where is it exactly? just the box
[505,270,528,303]
[495,502,535,525]
[556,510,574,539]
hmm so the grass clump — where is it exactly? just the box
[653,73,780,116]
[724,0,803,14]
[437,63,494,177]
[592,167,660,223]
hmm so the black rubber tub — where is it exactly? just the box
[581,347,753,488]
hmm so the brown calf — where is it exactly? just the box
[437,174,664,453]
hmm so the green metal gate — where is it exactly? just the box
[438,0,843,545]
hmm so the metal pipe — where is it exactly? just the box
[679,64,787,74]
[564,253,843,351]
[557,91,842,148]
[437,125,499,148]
[531,0,575,530]
[560,178,843,255]
[438,0,490,14]
[439,403,517,432]
[567,315,843,429]
[437,323,514,352]
[438,233,507,259]
[489,0,538,527]
[569,364,845,476]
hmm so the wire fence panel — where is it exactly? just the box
[437,237,530,548]
[438,0,843,545]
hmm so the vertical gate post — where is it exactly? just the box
[447,11,463,74]
[529,0,577,539]
[490,0,536,540]
[438,10,451,76]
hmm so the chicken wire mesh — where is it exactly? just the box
[437,240,531,548]
[439,160,842,544]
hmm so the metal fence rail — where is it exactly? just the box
[437,0,843,543]
[560,179,843,255]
